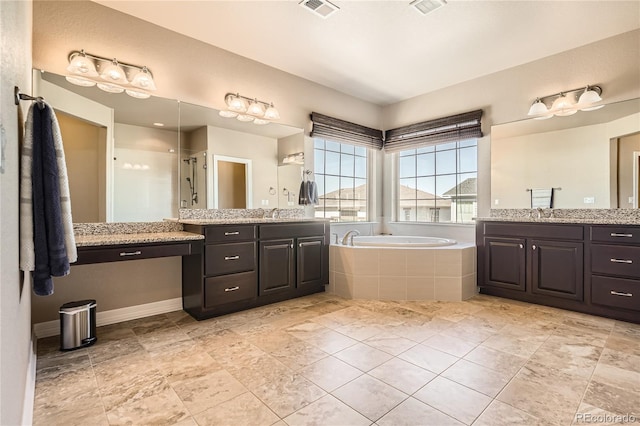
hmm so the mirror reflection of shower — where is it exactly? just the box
[183,156,199,205]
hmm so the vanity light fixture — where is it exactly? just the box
[283,152,305,165]
[219,93,281,125]
[65,50,157,99]
[527,85,603,119]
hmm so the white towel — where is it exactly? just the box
[20,103,77,273]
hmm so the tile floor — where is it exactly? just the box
[34,293,640,426]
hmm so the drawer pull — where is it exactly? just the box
[224,286,240,292]
[224,231,240,236]
[610,233,633,238]
[224,255,240,261]
[610,290,633,297]
[119,250,142,257]
[610,258,633,264]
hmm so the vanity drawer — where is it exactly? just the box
[590,226,640,245]
[76,243,192,265]
[591,245,640,278]
[482,222,583,240]
[205,242,256,276]
[204,271,257,308]
[591,275,640,312]
[205,225,256,243]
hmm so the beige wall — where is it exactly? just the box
[491,124,611,209]
[618,132,640,208]
[32,0,383,131]
[1,1,33,424]
[207,126,279,208]
[382,30,640,218]
[31,257,182,323]
[57,112,103,222]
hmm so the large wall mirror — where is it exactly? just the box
[35,70,305,222]
[491,98,640,209]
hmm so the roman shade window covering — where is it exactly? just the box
[384,110,483,152]
[310,112,384,150]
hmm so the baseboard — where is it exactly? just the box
[22,333,37,426]
[33,297,183,339]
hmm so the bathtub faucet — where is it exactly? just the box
[342,230,360,246]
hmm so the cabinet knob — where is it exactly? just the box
[290,243,294,249]
[519,244,523,249]
[532,245,536,250]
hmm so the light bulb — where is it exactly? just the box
[247,99,265,117]
[66,51,98,77]
[264,103,280,120]
[130,67,157,91]
[551,94,577,116]
[100,59,128,84]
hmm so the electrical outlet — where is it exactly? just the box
[583,197,595,204]
[494,199,499,205]
[261,199,269,206]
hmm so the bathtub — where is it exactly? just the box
[352,235,456,247]
[329,236,476,302]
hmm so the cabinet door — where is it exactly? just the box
[259,239,295,296]
[484,237,526,291]
[530,239,583,301]
[297,236,325,288]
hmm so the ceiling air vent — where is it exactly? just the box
[410,0,446,15]
[299,0,339,19]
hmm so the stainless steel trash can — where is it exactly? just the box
[59,299,97,351]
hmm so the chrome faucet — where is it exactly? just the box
[263,208,278,219]
[342,230,360,246]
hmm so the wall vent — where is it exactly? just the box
[410,0,446,15]
[299,0,339,19]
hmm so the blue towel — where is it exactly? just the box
[30,104,70,296]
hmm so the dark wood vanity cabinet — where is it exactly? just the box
[590,225,640,314]
[477,221,639,323]
[182,221,329,320]
[259,223,328,296]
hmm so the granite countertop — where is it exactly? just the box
[75,231,204,247]
[475,217,640,225]
[178,218,328,225]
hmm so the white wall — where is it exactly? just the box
[0,1,33,424]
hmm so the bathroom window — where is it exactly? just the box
[396,139,477,223]
[314,138,368,222]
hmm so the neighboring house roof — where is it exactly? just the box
[442,177,477,197]
[319,184,451,209]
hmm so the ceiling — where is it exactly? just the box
[95,1,639,106]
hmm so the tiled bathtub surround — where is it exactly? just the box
[178,208,306,220]
[329,243,477,301]
[33,293,640,426]
[485,208,640,224]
